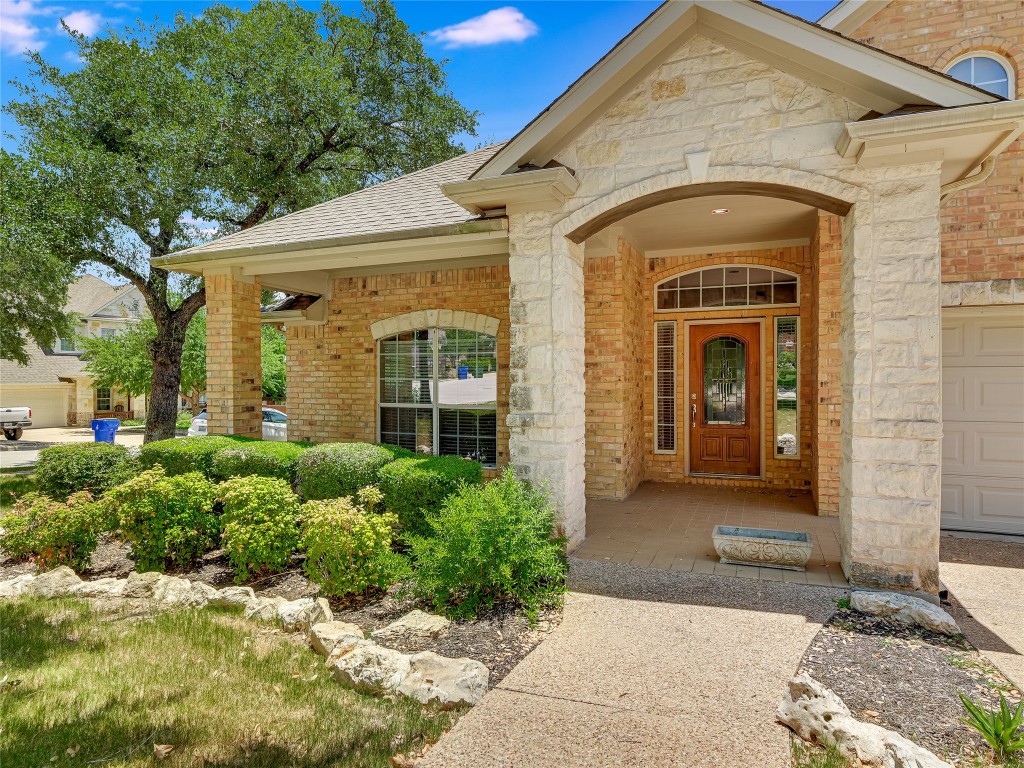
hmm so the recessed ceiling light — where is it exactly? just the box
[711,208,729,215]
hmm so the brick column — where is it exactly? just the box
[507,212,587,549]
[206,268,262,438]
[839,164,944,595]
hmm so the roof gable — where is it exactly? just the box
[472,0,998,179]
[817,1,891,35]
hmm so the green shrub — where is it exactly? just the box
[175,411,194,430]
[0,491,106,570]
[35,443,139,500]
[959,692,1024,762]
[105,467,219,571]
[300,486,408,597]
[378,443,417,460]
[294,443,398,501]
[407,468,568,621]
[218,476,300,583]
[378,455,483,535]
[139,435,247,477]
[211,441,310,483]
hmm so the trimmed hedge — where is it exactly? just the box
[211,441,310,483]
[294,443,398,501]
[139,435,249,477]
[378,455,483,536]
[35,442,139,500]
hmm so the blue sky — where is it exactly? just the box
[1,0,838,151]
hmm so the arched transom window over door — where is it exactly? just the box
[656,266,799,311]
[378,327,498,467]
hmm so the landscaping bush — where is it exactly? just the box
[300,486,408,597]
[294,442,398,501]
[378,455,483,536]
[105,467,219,571]
[139,435,246,477]
[211,441,310,483]
[218,476,299,583]
[35,442,139,500]
[0,491,106,570]
[407,468,568,621]
[378,443,416,460]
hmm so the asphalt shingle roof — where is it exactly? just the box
[0,343,86,385]
[176,144,506,258]
[65,274,133,317]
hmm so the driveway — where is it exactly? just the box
[421,558,843,768]
[0,426,145,469]
[941,534,1024,688]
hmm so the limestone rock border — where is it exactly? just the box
[1,569,489,708]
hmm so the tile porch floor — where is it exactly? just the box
[572,482,850,587]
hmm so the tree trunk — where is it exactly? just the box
[145,320,187,443]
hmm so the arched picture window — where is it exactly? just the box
[946,54,1013,99]
[656,266,799,311]
[378,327,497,467]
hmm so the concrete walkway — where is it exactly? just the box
[0,426,144,469]
[941,535,1024,688]
[422,559,843,768]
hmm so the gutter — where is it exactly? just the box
[939,156,996,200]
[152,217,507,270]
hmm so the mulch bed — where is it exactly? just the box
[800,605,1022,766]
[0,533,558,686]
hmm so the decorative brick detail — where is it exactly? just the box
[848,0,1023,284]
[206,270,263,438]
[285,266,510,471]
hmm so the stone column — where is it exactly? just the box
[839,164,944,595]
[507,212,587,549]
[205,268,263,438]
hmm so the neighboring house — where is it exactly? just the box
[0,275,148,427]
[156,0,1024,597]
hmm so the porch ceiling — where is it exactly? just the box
[584,193,818,257]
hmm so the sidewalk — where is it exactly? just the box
[0,427,145,469]
[421,558,843,768]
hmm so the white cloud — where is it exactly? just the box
[0,0,47,54]
[429,6,538,49]
[59,9,102,36]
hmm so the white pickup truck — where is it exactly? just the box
[0,407,32,440]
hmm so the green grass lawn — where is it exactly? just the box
[0,598,455,767]
[0,473,37,512]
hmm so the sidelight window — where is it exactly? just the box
[774,317,799,458]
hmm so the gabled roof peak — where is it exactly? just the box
[472,0,998,180]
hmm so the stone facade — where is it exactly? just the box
[848,0,1023,284]
[206,269,263,438]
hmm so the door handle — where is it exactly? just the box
[691,403,697,427]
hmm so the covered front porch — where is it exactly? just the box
[574,483,848,587]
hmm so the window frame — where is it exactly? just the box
[376,327,498,467]
[96,387,112,412]
[654,320,677,455]
[57,337,77,353]
[944,52,1015,99]
[654,265,800,313]
[773,316,800,460]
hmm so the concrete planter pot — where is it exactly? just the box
[712,526,813,571]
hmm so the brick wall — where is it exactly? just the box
[285,265,510,470]
[206,270,263,438]
[583,237,645,498]
[809,213,844,515]
[848,0,1023,283]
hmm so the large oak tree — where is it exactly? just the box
[5,0,475,441]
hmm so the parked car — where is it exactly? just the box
[187,407,287,441]
[0,406,32,440]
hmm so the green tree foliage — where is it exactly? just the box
[4,0,476,441]
[79,313,286,404]
[0,152,78,364]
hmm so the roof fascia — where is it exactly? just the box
[153,218,507,274]
[472,0,996,180]
[817,0,890,36]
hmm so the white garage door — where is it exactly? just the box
[0,385,70,429]
[941,306,1024,536]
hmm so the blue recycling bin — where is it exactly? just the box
[457,365,470,380]
[91,418,121,444]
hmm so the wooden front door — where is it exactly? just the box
[688,323,760,476]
